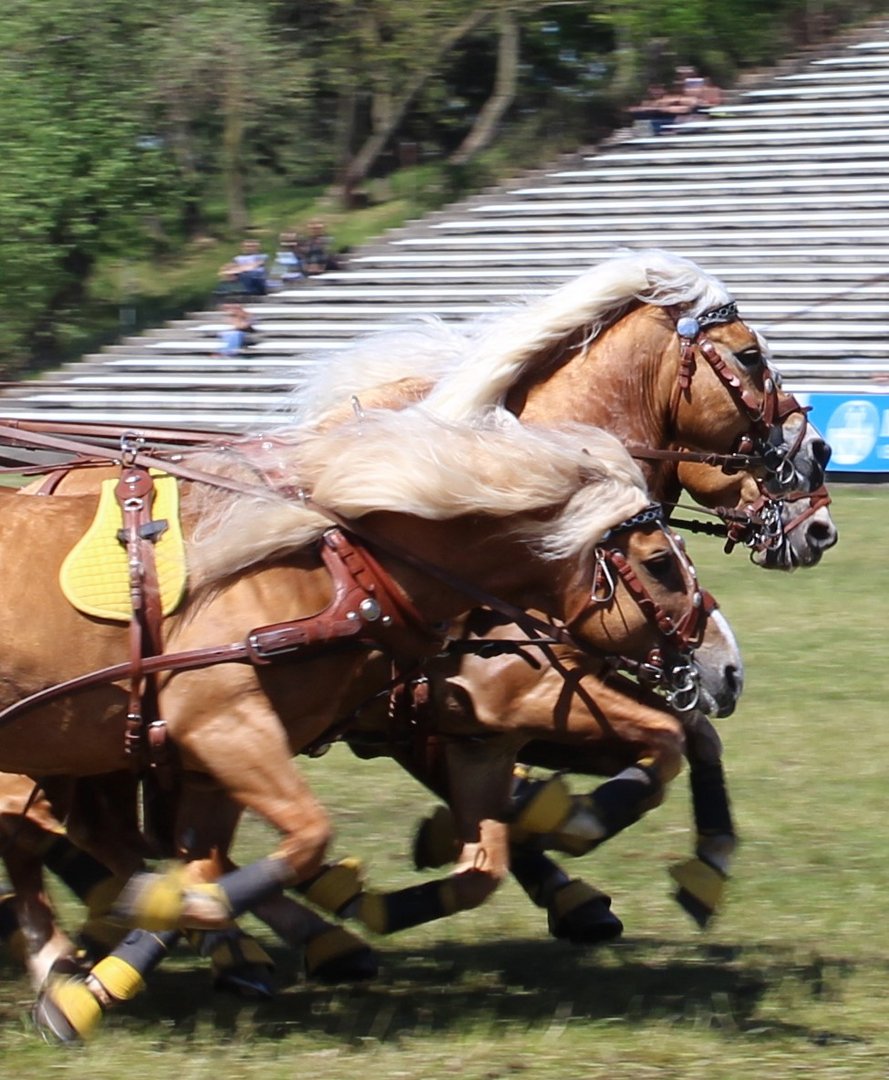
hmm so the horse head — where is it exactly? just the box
[659,304,837,568]
[559,505,742,719]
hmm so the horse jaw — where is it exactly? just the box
[752,502,839,571]
[692,609,744,718]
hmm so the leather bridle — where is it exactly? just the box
[629,302,810,486]
[564,503,712,713]
[626,302,831,557]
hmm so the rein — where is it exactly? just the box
[0,424,709,732]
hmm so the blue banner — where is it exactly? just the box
[798,392,889,473]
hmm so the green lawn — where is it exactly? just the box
[1,483,887,1077]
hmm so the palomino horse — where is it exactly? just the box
[0,409,737,1038]
[0,248,835,989]
[280,247,835,913]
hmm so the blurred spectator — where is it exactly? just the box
[628,68,724,134]
[303,220,340,276]
[218,239,269,296]
[215,303,256,357]
[697,76,725,112]
[628,82,697,135]
[268,231,305,290]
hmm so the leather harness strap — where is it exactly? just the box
[0,527,442,734]
[114,463,167,762]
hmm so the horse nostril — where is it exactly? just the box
[807,520,838,550]
[725,664,743,700]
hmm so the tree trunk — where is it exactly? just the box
[222,56,248,233]
[336,8,491,203]
[449,9,519,166]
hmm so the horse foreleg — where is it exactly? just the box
[667,712,736,927]
[327,738,518,935]
[1,843,80,991]
[113,700,332,932]
[34,928,181,1043]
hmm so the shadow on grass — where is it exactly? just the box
[52,935,873,1048]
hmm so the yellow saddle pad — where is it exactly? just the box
[60,472,187,621]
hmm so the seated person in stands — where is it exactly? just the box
[268,231,305,289]
[628,82,696,135]
[303,220,339,276]
[675,65,724,114]
[218,238,269,296]
[696,76,724,112]
[215,303,256,357]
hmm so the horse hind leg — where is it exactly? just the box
[304,740,516,937]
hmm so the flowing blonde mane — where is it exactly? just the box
[289,249,733,424]
[185,408,649,584]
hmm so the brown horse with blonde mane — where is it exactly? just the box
[0,248,835,1012]
[0,407,736,1039]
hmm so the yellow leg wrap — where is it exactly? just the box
[546,796,603,856]
[356,879,461,935]
[47,978,104,1040]
[124,867,188,931]
[210,932,274,972]
[549,879,609,921]
[304,926,365,975]
[90,955,146,1002]
[668,856,727,927]
[303,859,364,914]
[85,875,128,918]
[355,891,387,935]
[413,805,459,870]
[513,774,573,836]
[178,883,233,928]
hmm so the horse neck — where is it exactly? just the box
[507,306,676,452]
[360,510,559,625]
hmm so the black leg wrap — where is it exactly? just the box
[43,836,116,901]
[688,759,735,838]
[359,880,453,934]
[220,859,292,918]
[114,928,180,972]
[588,763,659,836]
[509,849,567,907]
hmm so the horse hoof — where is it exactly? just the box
[213,963,275,1000]
[33,978,103,1043]
[310,945,379,984]
[304,925,379,983]
[548,895,624,945]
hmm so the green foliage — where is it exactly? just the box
[0,0,885,372]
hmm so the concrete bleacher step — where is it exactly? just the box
[3,19,889,426]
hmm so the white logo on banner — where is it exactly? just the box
[826,400,880,465]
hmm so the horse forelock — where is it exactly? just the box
[632,248,733,317]
[184,409,649,583]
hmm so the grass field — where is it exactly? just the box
[0,483,885,1078]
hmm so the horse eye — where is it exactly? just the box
[734,346,763,368]
[642,552,675,580]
